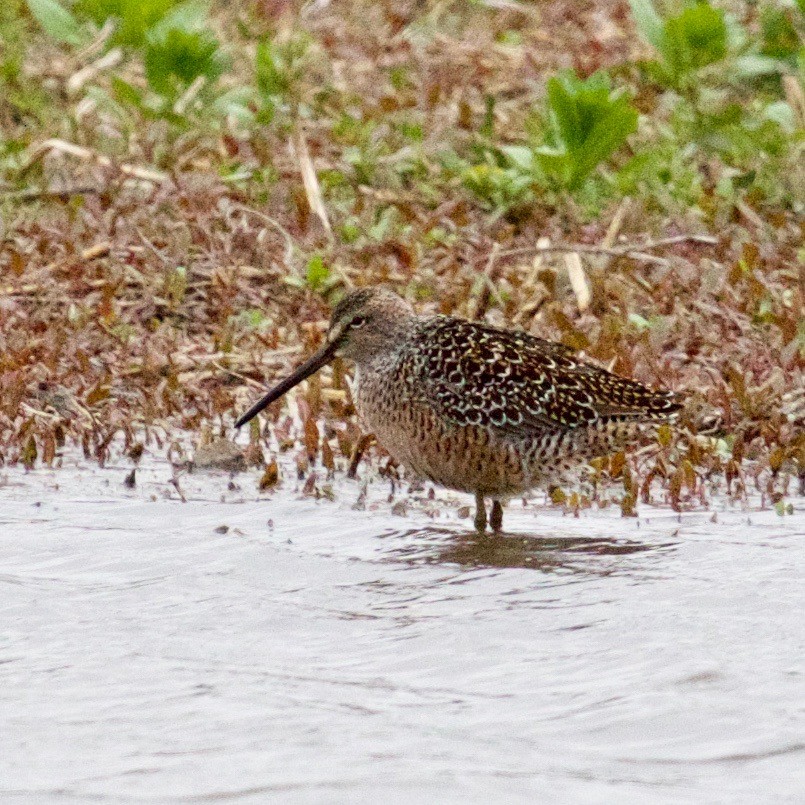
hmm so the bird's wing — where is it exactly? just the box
[410,317,681,434]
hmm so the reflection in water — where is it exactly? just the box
[382,526,678,574]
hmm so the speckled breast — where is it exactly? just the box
[353,363,544,497]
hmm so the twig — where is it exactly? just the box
[136,228,171,266]
[210,361,268,389]
[735,201,766,232]
[495,234,718,266]
[498,243,669,265]
[564,251,590,311]
[302,0,333,16]
[565,198,632,307]
[67,48,122,96]
[476,0,540,13]
[290,128,333,239]
[169,475,187,503]
[20,403,61,423]
[76,17,116,61]
[467,242,501,320]
[229,202,296,269]
[39,242,111,274]
[2,244,113,294]
[24,139,169,184]
[602,198,631,250]
[783,75,805,129]
[80,242,111,261]
[2,185,100,202]
[174,75,207,116]
[512,236,551,326]
[347,433,375,479]
[610,234,720,250]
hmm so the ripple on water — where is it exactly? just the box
[0,453,803,803]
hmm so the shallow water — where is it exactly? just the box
[1,452,803,803]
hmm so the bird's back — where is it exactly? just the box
[408,316,681,432]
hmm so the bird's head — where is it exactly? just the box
[235,287,414,428]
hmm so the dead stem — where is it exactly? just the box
[495,235,719,265]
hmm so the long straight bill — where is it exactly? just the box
[234,339,339,428]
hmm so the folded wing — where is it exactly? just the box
[410,317,681,435]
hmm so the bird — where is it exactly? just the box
[235,287,682,532]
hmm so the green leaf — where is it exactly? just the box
[25,0,84,45]
[631,0,728,86]
[764,100,795,132]
[572,103,638,187]
[533,145,571,187]
[142,4,225,98]
[213,86,257,124]
[628,313,651,331]
[76,0,180,48]
[540,70,638,190]
[255,32,311,109]
[111,75,144,107]
[147,0,206,37]
[256,40,290,99]
[500,145,534,171]
[460,162,535,213]
[145,25,224,96]
[305,254,330,292]
[664,3,727,80]
[629,0,664,52]
[760,7,801,64]
[733,54,784,78]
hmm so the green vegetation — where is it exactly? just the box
[1,0,803,509]
[460,69,640,214]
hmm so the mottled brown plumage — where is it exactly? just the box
[236,288,681,531]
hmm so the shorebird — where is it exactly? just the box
[236,288,681,531]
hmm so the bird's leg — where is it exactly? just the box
[473,492,487,532]
[490,500,504,532]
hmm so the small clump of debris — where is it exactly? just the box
[192,439,246,473]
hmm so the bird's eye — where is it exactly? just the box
[351,316,367,329]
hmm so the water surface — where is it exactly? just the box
[1,453,803,803]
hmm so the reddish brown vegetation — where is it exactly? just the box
[1,0,802,511]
